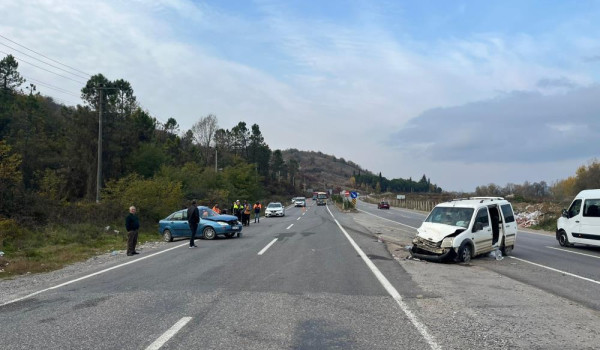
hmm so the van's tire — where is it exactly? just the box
[558,230,572,247]
[203,227,216,240]
[163,229,173,242]
[456,241,473,263]
[500,239,512,256]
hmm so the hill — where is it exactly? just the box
[281,149,373,192]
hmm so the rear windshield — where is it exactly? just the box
[425,207,474,228]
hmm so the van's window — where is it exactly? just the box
[500,204,515,223]
[568,199,582,218]
[475,208,490,227]
[425,207,474,228]
[173,211,184,220]
[583,199,600,217]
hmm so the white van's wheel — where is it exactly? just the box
[457,242,472,263]
[558,230,571,247]
[500,239,512,256]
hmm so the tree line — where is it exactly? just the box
[350,172,443,194]
[0,54,301,227]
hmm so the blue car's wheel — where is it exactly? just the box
[163,229,173,242]
[203,227,216,240]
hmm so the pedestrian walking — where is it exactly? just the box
[125,206,140,256]
[187,200,200,248]
[253,201,261,223]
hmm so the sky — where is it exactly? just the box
[1,0,599,191]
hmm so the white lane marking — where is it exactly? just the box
[509,256,600,286]
[258,238,278,255]
[326,206,441,350]
[146,317,192,350]
[286,224,294,230]
[297,217,301,221]
[357,209,419,230]
[1,242,189,307]
[546,246,600,259]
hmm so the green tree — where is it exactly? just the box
[0,54,25,91]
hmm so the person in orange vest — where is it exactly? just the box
[253,201,262,223]
[212,204,221,215]
[242,201,252,226]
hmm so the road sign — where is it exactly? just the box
[396,195,406,200]
[344,190,350,197]
[350,191,358,199]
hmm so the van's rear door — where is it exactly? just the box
[500,203,517,247]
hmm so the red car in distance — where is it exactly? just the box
[378,201,390,209]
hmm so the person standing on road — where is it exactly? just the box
[187,200,200,248]
[253,201,261,223]
[125,206,140,256]
[233,200,242,222]
[243,201,252,226]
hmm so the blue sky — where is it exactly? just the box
[2,0,600,191]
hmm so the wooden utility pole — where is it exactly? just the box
[96,86,103,203]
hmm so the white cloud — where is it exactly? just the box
[2,0,599,191]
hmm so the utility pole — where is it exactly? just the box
[96,86,103,203]
[215,148,218,173]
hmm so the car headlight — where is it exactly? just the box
[441,237,454,248]
[216,221,229,226]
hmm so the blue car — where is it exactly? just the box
[158,206,243,241]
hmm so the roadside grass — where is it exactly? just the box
[530,216,558,232]
[0,220,160,279]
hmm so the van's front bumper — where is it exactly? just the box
[410,245,455,262]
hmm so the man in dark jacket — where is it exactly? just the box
[125,206,140,256]
[187,200,200,248]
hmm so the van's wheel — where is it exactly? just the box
[203,227,216,240]
[163,229,173,242]
[500,239,512,256]
[558,230,572,247]
[457,242,472,263]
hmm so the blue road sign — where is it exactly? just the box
[350,191,358,199]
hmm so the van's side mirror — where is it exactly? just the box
[562,209,569,218]
[473,222,483,232]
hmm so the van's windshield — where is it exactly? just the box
[425,207,474,228]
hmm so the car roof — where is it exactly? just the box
[435,197,510,209]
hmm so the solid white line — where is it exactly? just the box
[326,206,441,350]
[546,246,600,259]
[146,317,192,350]
[509,256,600,285]
[357,209,419,230]
[297,217,301,221]
[0,242,189,307]
[286,224,294,230]
[258,238,278,256]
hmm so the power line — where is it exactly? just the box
[0,50,87,85]
[24,76,81,98]
[0,34,92,76]
[0,42,90,80]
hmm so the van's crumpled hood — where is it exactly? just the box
[417,222,465,242]
[205,214,239,222]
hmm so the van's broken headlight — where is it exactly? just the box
[441,237,454,248]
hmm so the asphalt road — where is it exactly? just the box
[0,201,442,350]
[356,199,600,311]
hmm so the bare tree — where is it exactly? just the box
[191,114,219,166]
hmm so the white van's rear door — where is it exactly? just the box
[500,203,517,247]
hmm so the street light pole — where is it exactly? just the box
[96,87,103,203]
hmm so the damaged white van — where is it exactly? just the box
[411,197,518,263]
[556,189,600,247]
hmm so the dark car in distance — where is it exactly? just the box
[378,201,390,209]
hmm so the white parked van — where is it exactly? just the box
[411,197,518,263]
[556,189,600,247]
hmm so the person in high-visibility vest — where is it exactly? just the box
[233,200,242,222]
[253,202,262,223]
[212,204,221,214]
